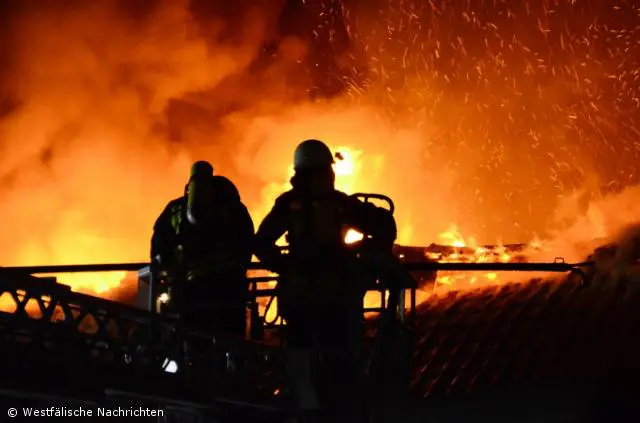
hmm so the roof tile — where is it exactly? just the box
[411,277,640,398]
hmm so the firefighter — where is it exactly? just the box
[254,139,397,420]
[150,161,254,340]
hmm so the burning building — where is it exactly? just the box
[0,0,639,297]
[1,0,640,421]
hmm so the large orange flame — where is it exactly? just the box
[2,1,640,316]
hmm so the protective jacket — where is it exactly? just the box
[151,184,254,308]
[254,188,397,305]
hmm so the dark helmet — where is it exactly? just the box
[293,139,335,171]
[189,160,214,179]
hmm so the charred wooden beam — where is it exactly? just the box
[393,243,530,259]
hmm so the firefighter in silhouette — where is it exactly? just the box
[150,161,254,339]
[254,140,397,419]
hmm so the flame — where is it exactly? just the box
[51,273,126,294]
[344,229,364,244]
[1,1,640,321]
[430,224,517,292]
[254,146,535,320]
[438,225,470,249]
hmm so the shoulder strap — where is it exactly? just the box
[170,201,185,236]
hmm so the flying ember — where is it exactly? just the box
[0,0,639,313]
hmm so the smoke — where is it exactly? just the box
[0,0,278,269]
[583,222,640,285]
[0,0,302,294]
[0,0,461,282]
[227,103,459,241]
[513,185,640,289]
[0,0,639,297]
[527,184,640,262]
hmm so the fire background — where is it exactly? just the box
[1,0,640,422]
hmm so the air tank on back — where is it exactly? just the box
[186,161,215,227]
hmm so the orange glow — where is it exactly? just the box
[1,0,639,320]
[430,224,517,292]
[344,229,364,244]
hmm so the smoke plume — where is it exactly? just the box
[0,0,639,296]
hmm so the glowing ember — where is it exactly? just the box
[0,1,638,317]
[429,224,520,291]
[50,273,126,294]
[344,229,364,244]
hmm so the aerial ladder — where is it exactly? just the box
[0,194,593,422]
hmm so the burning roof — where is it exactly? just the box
[0,0,639,301]
[410,275,640,399]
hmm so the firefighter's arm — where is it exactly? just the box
[150,203,176,269]
[229,202,255,268]
[348,196,398,249]
[254,197,289,273]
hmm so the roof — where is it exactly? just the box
[409,275,640,399]
[118,267,640,402]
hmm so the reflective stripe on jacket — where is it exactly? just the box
[168,201,222,281]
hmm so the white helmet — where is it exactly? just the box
[293,139,335,170]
